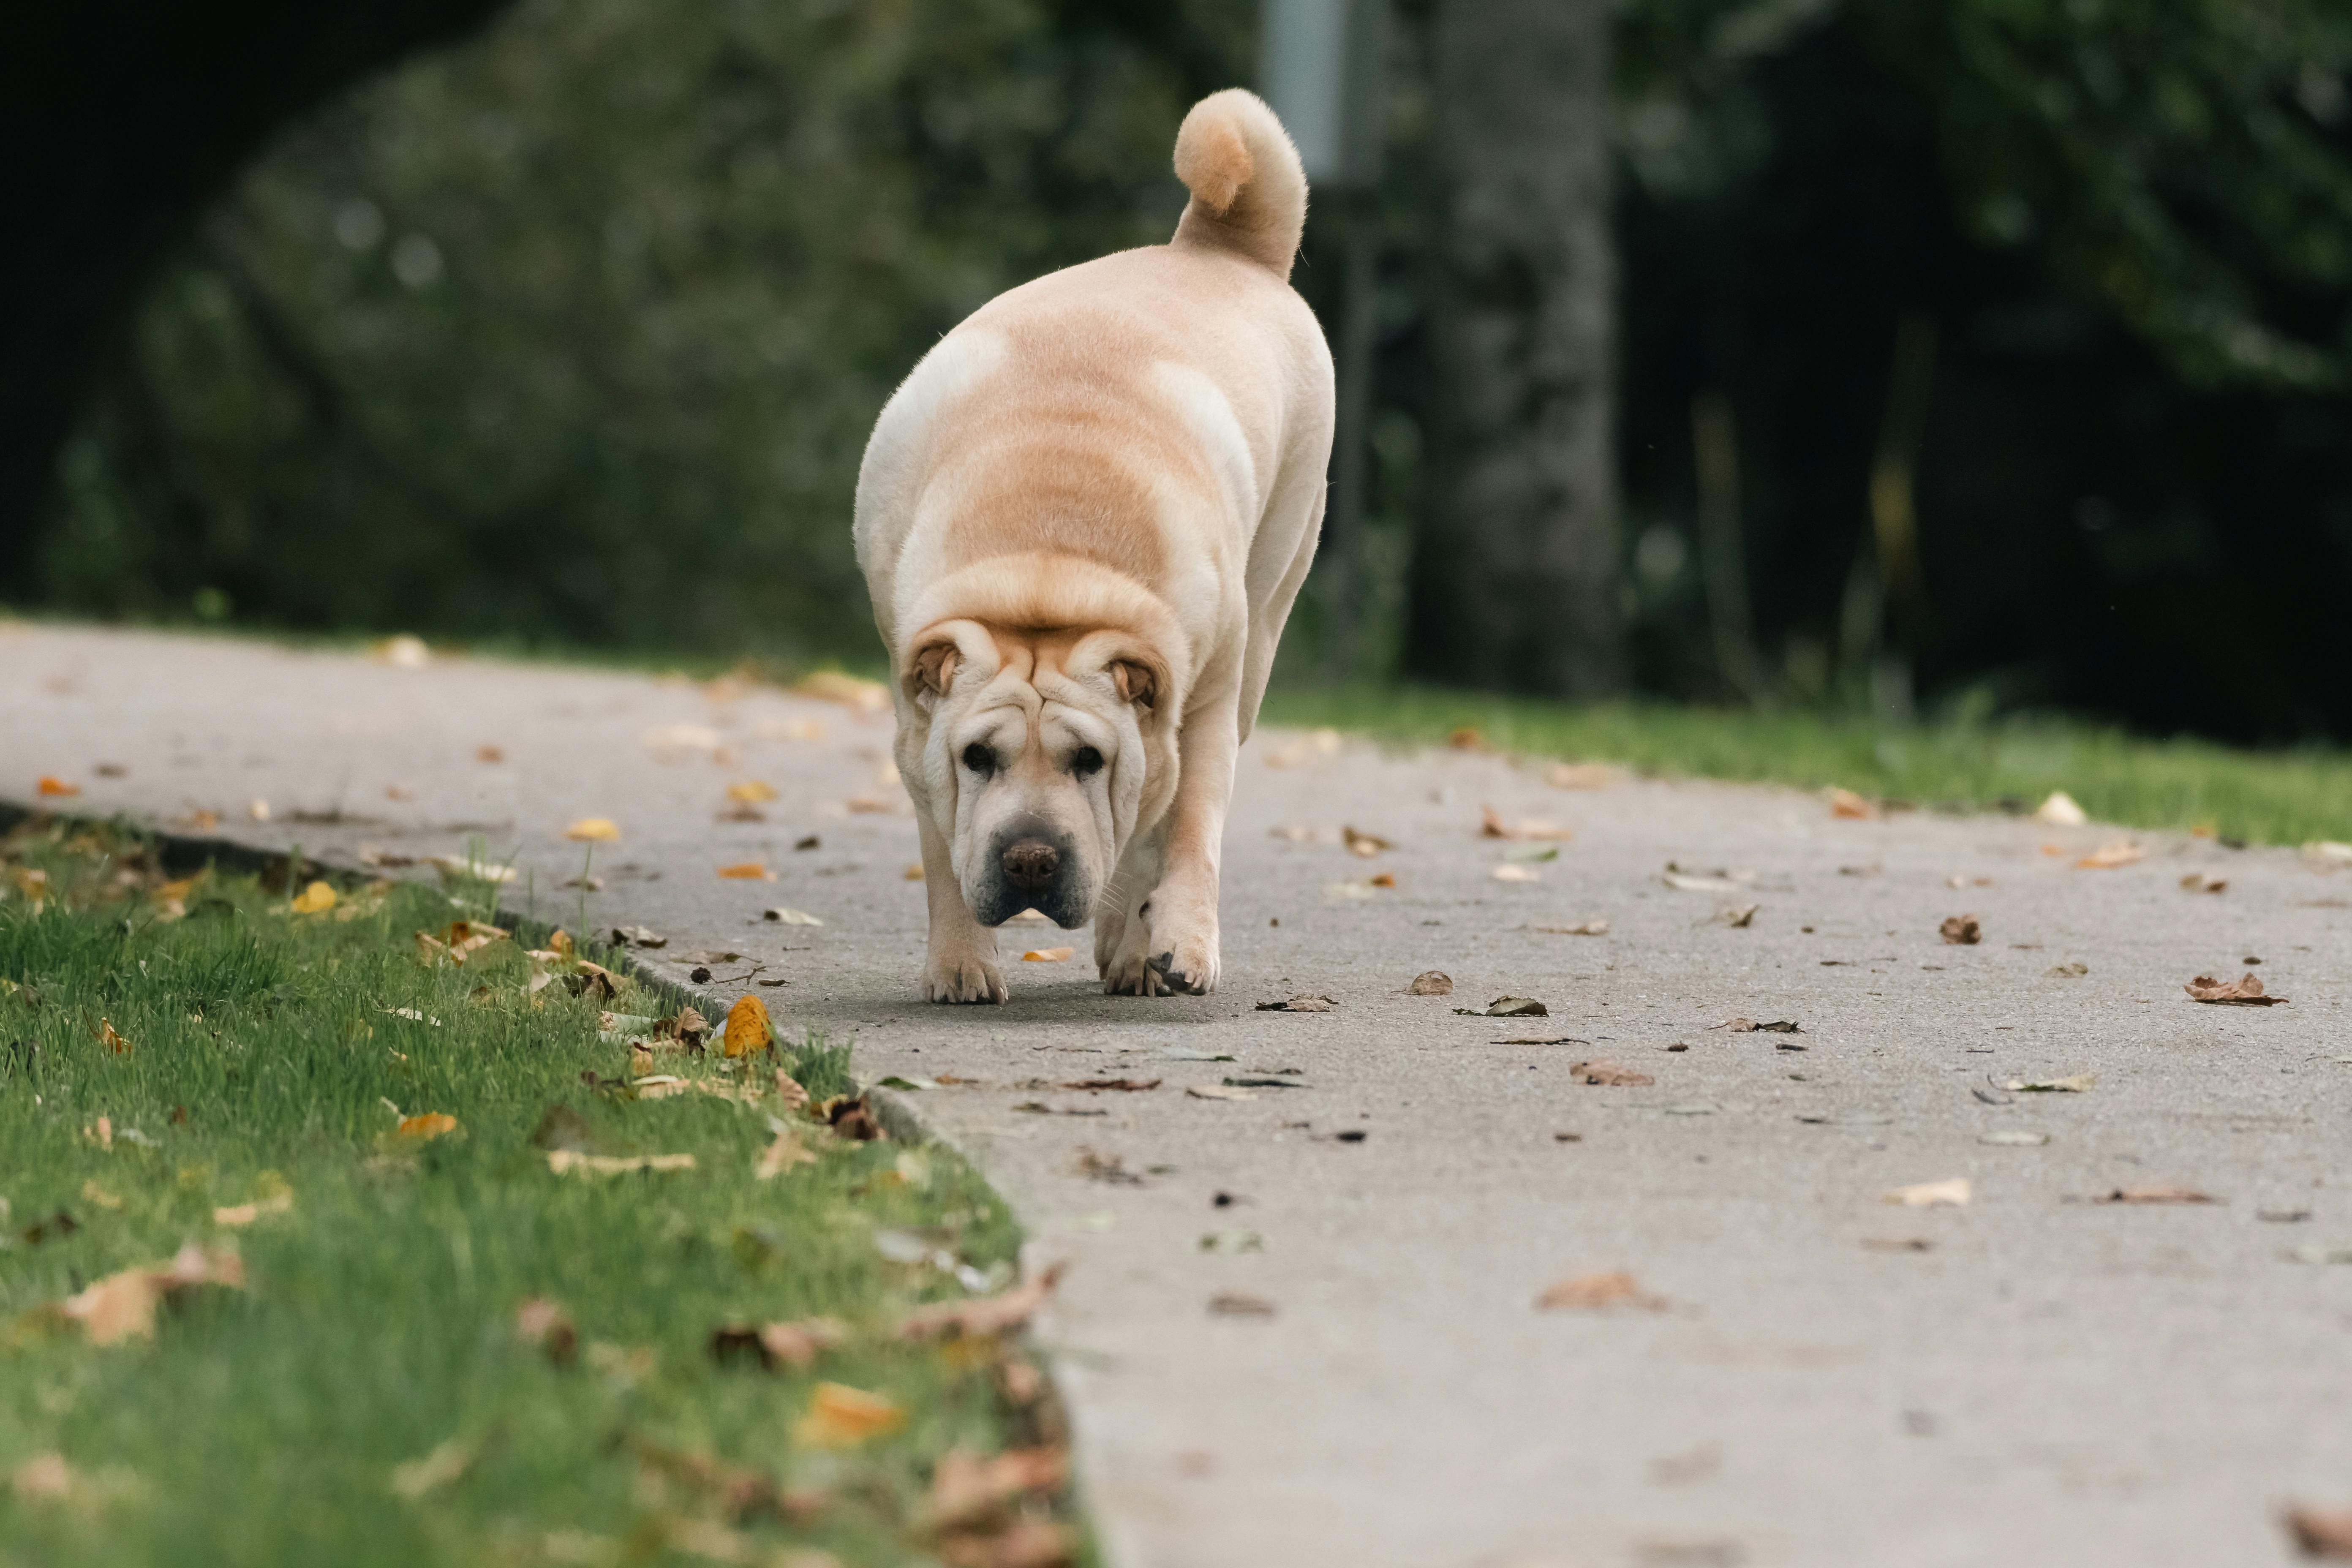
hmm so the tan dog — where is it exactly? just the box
[854,89,1333,1003]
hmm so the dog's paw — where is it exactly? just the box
[1143,916,1220,996]
[1100,946,1170,997]
[923,951,1008,1004]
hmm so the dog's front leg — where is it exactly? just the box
[916,811,1007,1004]
[1141,692,1240,996]
[1097,821,1169,996]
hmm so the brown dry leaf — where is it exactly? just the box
[36,775,80,797]
[1059,1078,1160,1092]
[1714,903,1759,928]
[1255,994,1336,1013]
[1407,970,1454,996]
[1827,787,1875,819]
[2075,840,2144,869]
[2046,961,2089,978]
[1569,1059,1653,1086]
[755,1127,817,1179]
[1939,914,1982,945]
[905,863,926,880]
[567,962,622,1001]
[926,1446,1070,1534]
[790,1382,908,1457]
[2179,872,2227,893]
[1367,871,1396,888]
[2094,1185,2219,1205]
[726,780,779,804]
[1472,996,1547,1018]
[711,1316,847,1372]
[1533,920,1609,936]
[397,1112,460,1141]
[1711,1017,1801,1034]
[95,1018,133,1055]
[2005,1073,2096,1092]
[2285,1505,2352,1559]
[936,1518,1075,1568]
[514,1297,578,1364]
[1535,1270,1666,1311]
[722,994,773,1057]
[1207,1291,1277,1318]
[1022,947,1074,963]
[54,1242,245,1344]
[773,1068,811,1111]
[289,880,337,915]
[1547,762,1615,789]
[897,1263,1067,1342]
[1885,1177,1971,1207]
[2186,972,2289,1006]
[1341,825,1393,857]
[545,1150,696,1176]
[822,1095,885,1141]
[11,1452,74,1501]
[716,862,775,881]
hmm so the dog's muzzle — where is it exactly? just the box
[972,817,1086,927]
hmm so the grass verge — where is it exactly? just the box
[0,818,1084,1568]
[1263,688,2352,848]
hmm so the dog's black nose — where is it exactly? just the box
[1002,838,1060,888]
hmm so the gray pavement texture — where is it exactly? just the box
[7,621,2352,1568]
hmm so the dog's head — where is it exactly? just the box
[899,619,1177,928]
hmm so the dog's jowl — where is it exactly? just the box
[853,89,1334,1003]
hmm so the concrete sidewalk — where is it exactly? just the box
[7,621,2352,1568]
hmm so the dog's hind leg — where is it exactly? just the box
[1097,822,1169,995]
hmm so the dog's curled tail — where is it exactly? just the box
[1171,88,1307,280]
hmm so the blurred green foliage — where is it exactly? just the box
[38,0,2352,675]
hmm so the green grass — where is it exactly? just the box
[0,821,1081,1568]
[1262,688,2352,848]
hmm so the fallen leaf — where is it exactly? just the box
[897,1263,1066,1341]
[1662,872,1744,893]
[52,1242,246,1344]
[2179,872,2227,893]
[565,818,620,842]
[1713,903,1759,928]
[1978,1130,2050,1147]
[2034,790,2089,825]
[11,1452,74,1501]
[1885,1177,1971,1207]
[608,924,667,948]
[1938,914,1982,945]
[2004,1074,2095,1092]
[1263,728,1342,768]
[1480,805,1573,841]
[2284,1505,2352,1559]
[2047,962,2089,978]
[247,798,271,821]
[722,994,773,1057]
[2304,841,2352,870]
[764,906,824,926]
[2094,1185,2218,1205]
[1406,970,1454,996]
[1491,863,1542,883]
[1827,787,1875,819]
[2186,972,2288,1006]
[1059,1078,1160,1092]
[716,862,775,881]
[212,1192,294,1226]
[391,1432,490,1500]
[474,744,505,764]
[36,776,80,797]
[2075,840,2144,869]
[545,1150,697,1176]
[95,1018,133,1055]
[1186,1084,1257,1101]
[727,780,779,804]
[1533,920,1609,936]
[821,1094,885,1141]
[1569,1059,1653,1086]
[926,1445,1070,1534]
[1711,1018,1801,1033]
[1342,826,1393,857]
[397,1112,460,1141]
[755,1126,817,1179]
[1268,825,1319,843]
[1255,994,1335,1013]
[773,1068,811,1111]
[1207,1291,1277,1318]
[289,879,338,915]
[425,854,519,886]
[1535,1270,1666,1310]
[514,1297,578,1364]
[791,670,890,712]
[1546,762,1615,789]
[1462,996,1546,1017]
[1022,947,1074,962]
[905,863,926,880]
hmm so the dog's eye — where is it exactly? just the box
[1070,746,1104,778]
[961,742,996,776]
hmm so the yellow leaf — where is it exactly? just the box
[793,1382,904,1448]
[1022,947,1074,962]
[716,862,774,881]
[723,994,773,1058]
[95,1018,133,1055]
[36,776,79,797]
[564,818,620,842]
[289,880,337,915]
[397,1112,460,1141]
[726,779,778,803]
[544,1149,696,1176]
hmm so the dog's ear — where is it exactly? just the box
[909,639,960,700]
[1108,659,1157,711]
